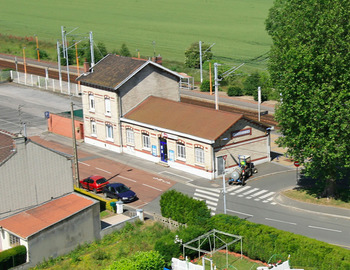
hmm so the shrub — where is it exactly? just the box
[200,80,211,92]
[227,86,243,96]
[0,245,27,269]
[154,233,180,267]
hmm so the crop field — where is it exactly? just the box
[0,0,273,69]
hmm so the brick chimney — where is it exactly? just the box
[83,61,90,73]
[151,55,163,65]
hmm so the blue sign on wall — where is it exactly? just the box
[152,145,157,156]
[44,111,50,119]
[169,150,174,162]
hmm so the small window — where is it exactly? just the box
[106,124,113,140]
[142,133,151,149]
[177,143,186,159]
[89,94,95,111]
[9,234,20,247]
[126,128,135,145]
[105,97,111,115]
[91,120,97,136]
[195,147,204,164]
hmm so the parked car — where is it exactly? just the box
[103,183,138,202]
[79,175,109,193]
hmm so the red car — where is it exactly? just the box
[79,175,109,193]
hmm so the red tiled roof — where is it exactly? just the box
[0,131,15,163]
[0,193,95,239]
[123,96,243,141]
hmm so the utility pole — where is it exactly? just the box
[214,63,220,110]
[222,158,227,214]
[199,41,203,83]
[258,86,261,122]
[89,31,95,68]
[56,40,62,91]
[71,102,79,187]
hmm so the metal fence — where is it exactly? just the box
[10,71,81,97]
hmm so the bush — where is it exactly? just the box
[0,245,27,269]
[227,86,243,96]
[200,80,212,92]
[160,190,211,226]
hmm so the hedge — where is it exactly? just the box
[210,214,350,270]
[74,187,117,212]
[159,190,211,226]
[0,245,27,270]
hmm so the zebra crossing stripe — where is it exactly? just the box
[195,189,220,197]
[227,185,242,192]
[250,190,268,198]
[206,200,218,206]
[207,205,216,211]
[194,193,219,202]
[263,197,274,203]
[257,191,275,199]
[230,186,250,195]
[242,188,259,195]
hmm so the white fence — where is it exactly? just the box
[172,258,207,270]
[10,71,81,97]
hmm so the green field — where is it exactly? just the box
[0,0,273,70]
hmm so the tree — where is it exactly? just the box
[185,42,213,68]
[120,43,131,57]
[266,0,350,197]
[78,41,108,64]
[243,72,261,96]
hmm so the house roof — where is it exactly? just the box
[0,193,95,239]
[76,54,184,90]
[0,130,15,163]
[123,96,243,141]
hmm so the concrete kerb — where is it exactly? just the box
[274,187,350,220]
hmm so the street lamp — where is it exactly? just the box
[221,137,229,214]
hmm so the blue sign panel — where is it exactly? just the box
[44,111,50,119]
[169,150,174,162]
[152,145,157,156]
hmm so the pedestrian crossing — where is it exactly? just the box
[193,185,277,215]
[193,188,221,216]
[228,185,276,204]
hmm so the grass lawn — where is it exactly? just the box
[282,189,350,210]
[0,0,273,71]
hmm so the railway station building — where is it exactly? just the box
[77,54,271,179]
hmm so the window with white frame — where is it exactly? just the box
[10,234,20,247]
[126,128,135,145]
[142,133,151,149]
[105,123,113,140]
[177,142,186,159]
[195,147,205,164]
[91,120,97,136]
[89,94,95,111]
[105,97,111,115]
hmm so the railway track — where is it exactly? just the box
[180,96,278,127]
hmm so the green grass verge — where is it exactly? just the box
[282,189,350,210]
[0,0,273,70]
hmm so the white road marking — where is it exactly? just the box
[194,193,219,202]
[230,186,250,195]
[96,167,111,174]
[308,225,342,233]
[258,191,275,199]
[250,190,268,197]
[142,183,162,191]
[195,189,220,197]
[227,209,253,217]
[227,185,242,192]
[242,188,259,196]
[265,218,297,225]
[263,197,274,203]
[207,206,217,211]
[79,161,91,166]
[117,175,137,182]
[160,171,193,181]
[153,177,171,185]
[205,200,218,206]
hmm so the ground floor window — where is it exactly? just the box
[195,147,204,164]
[126,128,135,145]
[177,143,186,159]
[142,133,150,149]
[91,120,97,136]
[106,124,113,140]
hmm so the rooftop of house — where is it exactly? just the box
[76,54,184,90]
[0,193,95,239]
[0,130,16,164]
[123,96,244,141]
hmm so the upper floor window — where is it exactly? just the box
[142,133,151,149]
[106,123,113,141]
[89,94,95,111]
[126,128,135,145]
[177,143,186,160]
[91,120,97,136]
[105,97,111,115]
[195,147,204,164]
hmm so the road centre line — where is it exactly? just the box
[96,167,111,174]
[142,183,162,191]
[226,209,253,217]
[265,218,297,225]
[79,161,91,166]
[117,175,137,182]
[308,225,342,233]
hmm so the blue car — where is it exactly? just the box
[103,183,137,202]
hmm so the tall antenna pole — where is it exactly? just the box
[89,31,95,67]
[56,40,62,91]
[214,63,220,110]
[71,102,80,187]
[61,26,66,59]
[199,41,203,83]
